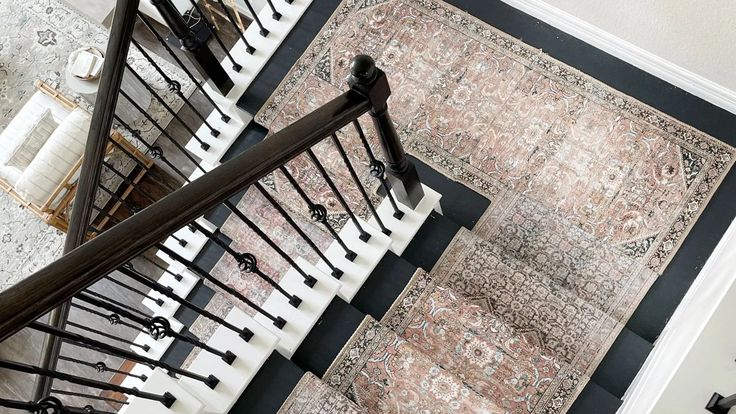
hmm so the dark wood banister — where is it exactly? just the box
[0,89,372,343]
[33,0,140,400]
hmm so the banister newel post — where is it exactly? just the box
[348,55,424,209]
[150,0,234,95]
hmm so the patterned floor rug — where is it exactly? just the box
[0,0,194,288]
[277,372,366,414]
[255,0,734,275]
[242,0,735,408]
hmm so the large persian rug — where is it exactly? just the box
[0,0,194,287]
[228,0,736,408]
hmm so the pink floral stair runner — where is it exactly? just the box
[382,271,584,413]
[277,372,367,414]
[324,316,503,413]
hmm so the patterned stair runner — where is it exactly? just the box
[277,372,367,414]
[383,272,585,413]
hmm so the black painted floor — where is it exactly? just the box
[219,0,736,410]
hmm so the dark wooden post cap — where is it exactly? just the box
[349,55,378,84]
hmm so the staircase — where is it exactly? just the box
[0,1,693,413]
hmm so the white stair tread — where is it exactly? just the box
[369,184,442,255]
[121,368,205,414]
[184,110,248,166]
[161,218,218,262]
[179,307,279,413]
[253,258,340,357]
[142,268,200,317]
[203,0,314,108]
[120,362,154,390]
[316,217,392,302]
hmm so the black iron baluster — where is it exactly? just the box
[1,359,176,407]
[157,244,287,329]
[51,389,129,406]
[305,149,371,242]
[130,38,223,136]
[223,200,318,288]
[76,292,236,365]
[82,289,151,319]
[102,161,157,204]
[254,182,343,279]
[138,255,184,282]
[124,65,211,151]
[65,320,150,353]
[0,396,70,413]
[232,0,268,36]
[213,0,256,53]
[352,119,404,219]
[185,0,243,71]
[137,12,232,122]
[279,166,357,261]
[120,263,254,341]
[263,0,282,20]
[187,221,304,306]
[30,321,220,389]
[59,355,149,382]
[69,302,150,349]
[105,137,180,193]
[330,133,391,236]
[104,275,165,307]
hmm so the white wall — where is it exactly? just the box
[619,217,736,414]
[500,0,736,113]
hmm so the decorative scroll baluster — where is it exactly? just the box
[137,12,232,122]
[187,221,304,307]
[156,244,287,329]
[82,289,151,319]
[352,119,404,219]
[65,320,150,353]
[59,355,148,382]
[254,182,344,279]
[185,0,243,71]
[105,137,180,193]
[306,149,371,242]
[330,132,390,235]
[279,166,357,261]
[125,65,211,151]
[223,200,318,287]
[0,359,176,407]
[213,0,256,53]
[76,292,236,365]
[130,39,223,136]
[120,263,254,341]
[30,321,220,389]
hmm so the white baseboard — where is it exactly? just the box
[499,0,736,115]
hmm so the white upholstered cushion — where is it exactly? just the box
[15,108,90,206]
[6,110,58,170]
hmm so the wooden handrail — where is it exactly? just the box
[33,0,140,400]
[0,89,371,343]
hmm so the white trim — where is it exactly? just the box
[617,217,736,413]
[499,0,736,115]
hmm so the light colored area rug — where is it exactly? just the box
[0,0,194,288]
[255,0,734,274]
[246,0,735,408]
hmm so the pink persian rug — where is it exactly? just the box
[255,0,734,276]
